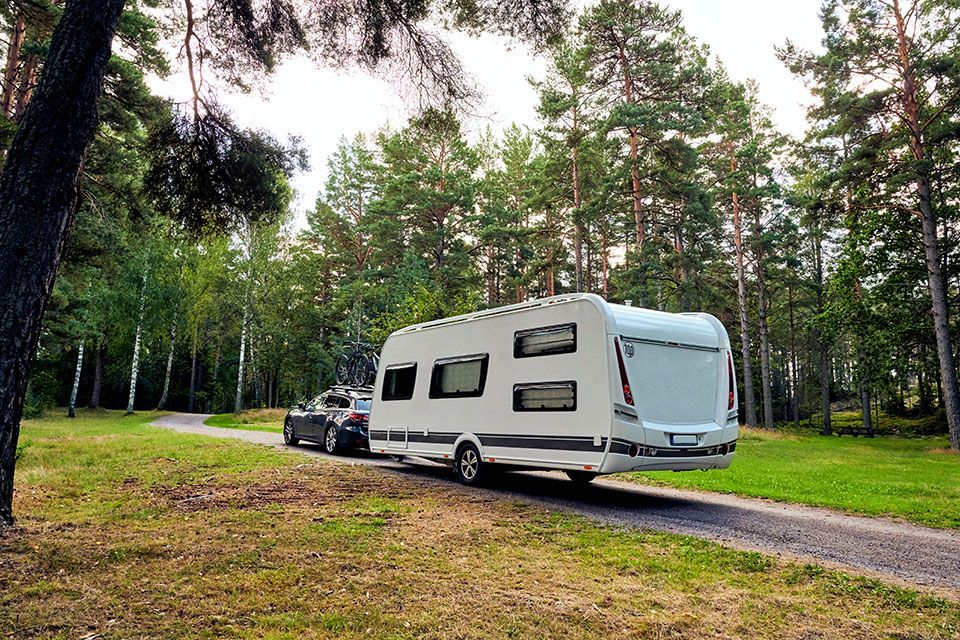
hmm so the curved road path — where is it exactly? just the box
[153,413,960,591]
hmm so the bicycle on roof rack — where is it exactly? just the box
[335,340,379,387]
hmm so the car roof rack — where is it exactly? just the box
[329,385,374,394]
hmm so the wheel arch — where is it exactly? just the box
[453,433,484,459]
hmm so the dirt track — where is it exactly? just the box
[152,413,960,591]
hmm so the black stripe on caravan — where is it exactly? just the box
[477,435,606,451]
[409,432,459,445]
[369,430,605,451]
[370,430,736,457]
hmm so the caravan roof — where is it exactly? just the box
[393,293,724,350]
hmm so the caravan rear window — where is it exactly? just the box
[513,381,577,411]
[514,323,577,358]
[381,363,417,401]
[429,354,489,398]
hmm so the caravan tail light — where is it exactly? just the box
[727,352,735,410]
[613,337,634,406]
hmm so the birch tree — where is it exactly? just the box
[67,342,84,418]
[126,268,148,415]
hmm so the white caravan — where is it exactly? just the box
[368,293,738,485]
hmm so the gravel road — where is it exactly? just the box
[152,413,960,591]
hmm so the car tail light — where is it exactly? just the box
[614,337,634,406]
[727,352,735,410]
[348,412,368,423]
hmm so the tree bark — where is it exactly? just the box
[156,322,176,410]
[730,157,757,428]
[188,327,198,413]
[859,380,873,437]
[88,339,105,409]
[126,269,147,414]
[818,335,831,435]
[571,133,584,293]
[755,243,773,429]
[234,301,249,414]
[1,15,25,117]
[788,284,800,427]
[0,0,125,525]
[68,341,84,418]
[13,53,38,122]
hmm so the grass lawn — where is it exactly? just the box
[1,410,958,639]
[624,427,960,528]
[205,408,286,433]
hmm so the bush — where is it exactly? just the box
[779,410,947,437]
[14,440,30,463]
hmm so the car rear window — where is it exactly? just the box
[355,399,372,411]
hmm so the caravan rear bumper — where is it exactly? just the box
[601,439,737,473]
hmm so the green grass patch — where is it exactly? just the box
[623,427,960,528]
[4,410,959,639]
[205,408,286,433]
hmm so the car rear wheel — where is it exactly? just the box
[283,418,299,446]
[454,443,486,485]
[565,470,597,486]
[324,425,340,455]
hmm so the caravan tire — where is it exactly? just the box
[454,443,485,485]
[283,419,299,446]
[565,470,598,486]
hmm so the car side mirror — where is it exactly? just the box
[297,402,306,410]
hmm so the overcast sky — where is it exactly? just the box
[151,0,825,227]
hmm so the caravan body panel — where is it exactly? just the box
[369,296,613,471]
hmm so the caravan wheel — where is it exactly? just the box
[454,443,485,485]
[565,470,597,486]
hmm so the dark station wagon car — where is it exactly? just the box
[283,387,372,454]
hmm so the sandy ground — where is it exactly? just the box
[152,412,960,591]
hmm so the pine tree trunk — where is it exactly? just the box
[88,339,105,409]
[234,302,249,414]
[859,381,873,437]
[1,14,25,117]
[788,285,800,427]
[730,167,757,428]
[13,53,38,122]
[188,328,198,413]
[818,339,831,435]
[0,0,125,526]
[156,322,176,410]
[755,264,773,428]
[571,139,584,293]
[126,270,148,414]
[68,342,84,418]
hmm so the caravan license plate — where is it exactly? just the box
[670,434,699,447]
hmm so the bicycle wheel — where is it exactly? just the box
[350,353,369,387]
[365,354,379,386]
[335,354,351,385]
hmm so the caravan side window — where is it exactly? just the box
[381,363,417,401]
[514,323,577,358]
[429,354,489,398]
[513,381,577,412]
